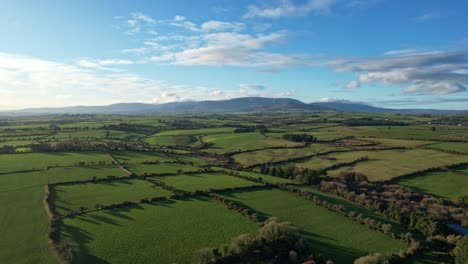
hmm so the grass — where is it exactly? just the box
[0,140,35,147]
[53,179,173,216]
[143,134,201,147]
[213,167,295,184]
[46,130,106,139]
[203,132,303,153]
[0,152,112,174]
[364,138,435,147]
[157,127,235,136]
[112,151,207,175]
[397,171,468,202]
[427,142,468,154]
[61,197,258,264]
[276,150,369,171]
[327,149,468,181]
[297,186,407,233]
[0,166,128,264]
[220,188,407,263]
[233,144,338,167]
[156,173,262,192]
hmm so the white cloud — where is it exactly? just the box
[201,21,244,32]
[0,52,290,109]
[319,98,354,103]
[76,58,135,70]
[326,50,468,95]
[131,12,156,24]
[403,82,466,95]
[243,0,333,19]
[345,80,360,89]
[174,15,186,21]
[211,90,224,96]
[384,49,420,56]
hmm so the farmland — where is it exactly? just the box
[220,188,407,263]
[61,197,258,264]
[397,170,468,202]
[0,112,467,264]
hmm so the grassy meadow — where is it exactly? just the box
[220,188,407,263]
[61,197,258,264]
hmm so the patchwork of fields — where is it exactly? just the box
[1,113,467,263]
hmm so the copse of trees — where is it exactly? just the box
[233,125,268,133]
[318,172,468,235]
[342,118,408,126]
[454,235,468,264]
[259,165,323,184]
[282,133,317,143]
[192,217,325,264]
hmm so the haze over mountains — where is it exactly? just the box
[1,97,467,116]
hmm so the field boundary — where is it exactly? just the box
[386,162,468,184]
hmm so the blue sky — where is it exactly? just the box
[0,0,467,110]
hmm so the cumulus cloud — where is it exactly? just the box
[326,50,468,95]
[0,52,253,109]
[77,58,135,68]
[201,21,244,32]
[243,0,333,19]
[150,31,308,67]
[131,12,156,24]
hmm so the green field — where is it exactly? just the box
[427,142,468,154]
[327,149,468,181]
[203,132,303,153]
[397,171,468,202]
[0,166,128,264]
[143,134,201,147]
[157,173,262,192]
[316,125,468,141]
[220,188,407,263]
[53,179,173,216]
[213,167,295,184]
[157,127,235,136]
[0,152,112,174]
[1,113,466,264]
[276,150,369,171]
[112,151,207,175]
[233,144,338,166]
[365,138,435,147]
[61,197,258,264]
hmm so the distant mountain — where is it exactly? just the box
[312,102,468,114]
[7,97,327,115]
[2,97,466,116]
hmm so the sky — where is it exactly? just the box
[0,0,467,110]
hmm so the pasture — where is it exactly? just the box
[220,188,407,263]
[233,144,338,167]
[203,132,303,153]
[397,171,468,202]
[53,179,173,216]
[0,152,112,174]
[61,197,258,264]
[156,173,262,192]
[327,148,468,181]
[0,166,128,264]
[427,142,468,154]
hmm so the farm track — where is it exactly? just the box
[107,153,132,175]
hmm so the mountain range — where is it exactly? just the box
[1,97,467,116]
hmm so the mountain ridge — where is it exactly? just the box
[1,97,467,116]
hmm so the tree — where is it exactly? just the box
[455,236,468,264]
